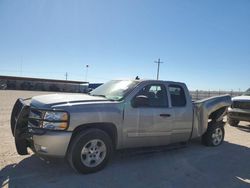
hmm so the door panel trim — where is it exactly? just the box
[127,131,171,137]
[172,128,191,134]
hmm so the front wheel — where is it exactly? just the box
[67,129,113,174]
[202,122,225,146]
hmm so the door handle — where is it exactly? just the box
[159,114,171,117]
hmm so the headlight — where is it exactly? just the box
[41,121,68,130]
[43,111,68,121]
[29,109,69,130]
[41,111,69,130]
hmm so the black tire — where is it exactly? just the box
[67,129,113,174]
[15,137,29,155]
[202,122,225,146]
[227,117,239,127]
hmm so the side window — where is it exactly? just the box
[135,84,168,107]
[169,84,186,107]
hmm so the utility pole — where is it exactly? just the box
[65,72,68,80]
[20,56,23,76]
[154,58,164,80]
[85,65,89,81]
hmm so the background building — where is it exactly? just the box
[0,75,88,93]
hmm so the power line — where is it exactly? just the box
[154,58,164,80]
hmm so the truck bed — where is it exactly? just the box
[191,95,231,138]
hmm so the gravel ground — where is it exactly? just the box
[0,90,249,188]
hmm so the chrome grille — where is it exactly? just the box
[233,101,250,109]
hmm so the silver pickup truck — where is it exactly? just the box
[11,80,231,173]
[228,88,250,126]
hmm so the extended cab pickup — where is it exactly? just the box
[11,80,231,173]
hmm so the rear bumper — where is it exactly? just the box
[228,107,250,122]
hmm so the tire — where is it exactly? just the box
[227,117,239,127]
[202,122,225,146]
[67,129,113,174]
[15,137,29,155]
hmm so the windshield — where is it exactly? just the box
[243,88,250,96]
[90,80,139,101]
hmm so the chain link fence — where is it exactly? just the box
[190,90,243,101]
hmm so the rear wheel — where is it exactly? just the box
[227,117,239,127]
[202,122,225,146]
[67,129,113,174]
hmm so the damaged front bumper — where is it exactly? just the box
[228,107,250,122]
[11,98,72,157]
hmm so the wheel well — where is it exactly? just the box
[209,107,227,122]
[69,122,118,149]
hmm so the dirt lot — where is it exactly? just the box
[0,90,249,188]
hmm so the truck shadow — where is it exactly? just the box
[237,123,250,133]
[1,140,249,188]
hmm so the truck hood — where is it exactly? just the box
[31,93,108,108]
[232,96,250,102]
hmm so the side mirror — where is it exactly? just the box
[132,95,149,107]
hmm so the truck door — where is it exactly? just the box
[167,84,193,143]
[123,83,175,148]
